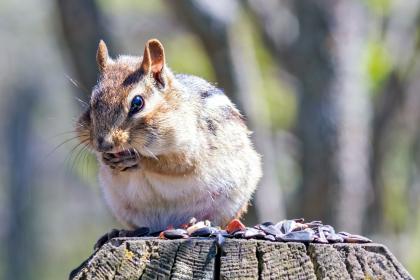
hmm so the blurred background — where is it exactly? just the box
[1,0,420,278]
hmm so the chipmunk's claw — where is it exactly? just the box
[94,227,150,250]
[102,152,139,172]
[94,229,120,250]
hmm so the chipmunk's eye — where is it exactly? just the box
[129,95,144,116]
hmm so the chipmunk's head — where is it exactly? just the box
[77,39,183,158]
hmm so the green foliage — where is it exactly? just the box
[97,0,165,13]
[364,40,392,95]
[73,152,98,188]
[408,218,420,279]
[365,0,392,15]
[165,35,215,81]
[247,14,297,129]
[261,72,296,129]
[383,134,411,233]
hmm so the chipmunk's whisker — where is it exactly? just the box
[121,144,139,160]
[132,148,141,159]
[75,97,89,108]
[131,139,158,160]
[77,141,90,178]
[45,135,87,160]
[74,122,87,128]
[65,73,91,96]
[72,116,82,124]
[80,143,93,178]
[50,130,79,138]
[144,146,158,161]
[65,139,89,162]
[69,141,90,175]
[121,143,129,154]
[64,141,85,175]
[128,146,138,158]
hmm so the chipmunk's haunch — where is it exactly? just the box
[77,38,262,232]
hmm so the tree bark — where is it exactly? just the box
[70,238,413,279]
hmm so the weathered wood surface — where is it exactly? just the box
[70,238,413,279]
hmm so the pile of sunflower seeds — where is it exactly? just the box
[159,218,371,244]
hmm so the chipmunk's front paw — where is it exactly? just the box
[94,227,150,250]
[102,151,139,171]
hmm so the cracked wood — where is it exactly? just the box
[70,238,413,279]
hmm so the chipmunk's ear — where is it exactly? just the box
[96,40,109,72]
[140,39,166,85]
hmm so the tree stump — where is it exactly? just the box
[70,238,413,279]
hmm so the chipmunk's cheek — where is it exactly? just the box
[144,132,157,148]
[131,136,148,152]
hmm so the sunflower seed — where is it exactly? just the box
[163,229,188,239]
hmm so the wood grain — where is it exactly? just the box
[70,238,413,280]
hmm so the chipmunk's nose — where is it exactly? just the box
[97,136,114,152]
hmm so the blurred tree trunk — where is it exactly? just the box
[5,85,39,280]
[407,10,420,216]
[287,0,339,226]
[56,0,113,104]
[246,0,338,224]
[408,125,420,219]
[367,1,420,232]
[393,32,420,230]
[333,2,372,233]
[166,0,285,224]
[246,0,372,230]
[368,72,404,232]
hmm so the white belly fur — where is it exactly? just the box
[98,162,248,232]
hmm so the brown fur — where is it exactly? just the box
[76,39,262,231]
[139,152,197,176]
[96,40,109,72]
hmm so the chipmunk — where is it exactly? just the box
[76,38,262,235]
